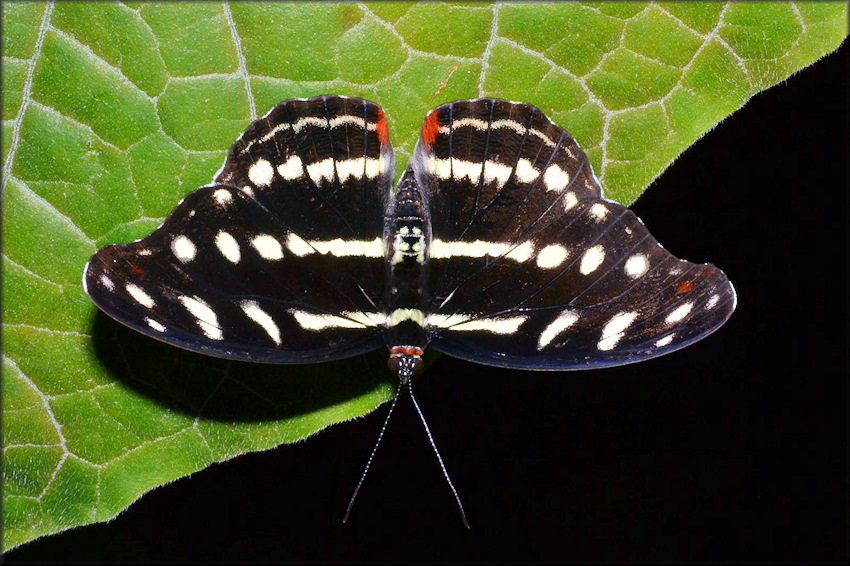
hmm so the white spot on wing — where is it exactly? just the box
[248,159,274,186]
[483,160,512,186]
[666,303,693,324]
[429,314,527,334]
[292,116,328,133]
[277,155,303,180]
[285,236,383,258]
[100,275,115,291]
[705,294,720,310]
[286,233,313,256]
[529,127,556,147]
[439,117,488,133]
[346,311,386,326]
[537,310,580,349]
[241,300,281,346]
[536,244,569,268]
[598,311,638,351]
[253,122,291,147]
[335,157,365,183]
[507,241,534,262]
[215,231,241,263]
[126,283,154,308]
[624,254,649,278]
[431,239,534,263]
[580,244,605,275]
[544,164,569,192]
[514,158,539,183]
[179,295,223,340]
[563,191,578,211]
[329,114,375,130]
[451,159,483,184]
[491,118,527,136]
[439,118,538,142]
[589,203,608,221]
[291,310,382,330]
[251,234,283,260]
[322,237,385,258]
[213,189,233,205]
[366,156,382,179]
[172,235,196,262]
[426,313,469,328]
[433,157,452,179]
[655,334,675,347]
[145,317,166,332]
[307,157,336,185]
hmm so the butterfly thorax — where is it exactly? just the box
[383,167,432,366]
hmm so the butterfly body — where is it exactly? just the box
[383,168,431,372]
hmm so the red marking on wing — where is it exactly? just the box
[129,263,144,276]
[421,111,440,150]
[376,108,389,147]
[676,280,695,293]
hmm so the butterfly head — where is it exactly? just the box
[388,345,424,383]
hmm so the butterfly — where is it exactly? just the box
[83,95,736,526]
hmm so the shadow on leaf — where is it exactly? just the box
[90,310,394,423]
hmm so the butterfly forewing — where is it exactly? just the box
[413,100,600,307]
[85,96,394,363]
[413,99,735,369]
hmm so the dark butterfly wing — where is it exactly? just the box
[84,96,393,363]
[414,99,735,369]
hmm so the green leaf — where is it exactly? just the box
[2,0,846,549]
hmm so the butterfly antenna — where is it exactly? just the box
[408,375,471,529]
[342,376,404,524]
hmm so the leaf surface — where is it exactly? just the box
[2,0,846,549]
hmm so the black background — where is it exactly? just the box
[6,43,847,563]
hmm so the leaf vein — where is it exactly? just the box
[2,355,71,500]
[2,255,64,289]
[222,1,256,120]
[1,1,54,197]
[12,178,97,247]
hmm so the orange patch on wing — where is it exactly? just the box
[376,108,389,147]
[421,111,440,150]
[676,280,695,293]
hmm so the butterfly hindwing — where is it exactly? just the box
[413,99,735,369]
[84,96,393,363]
